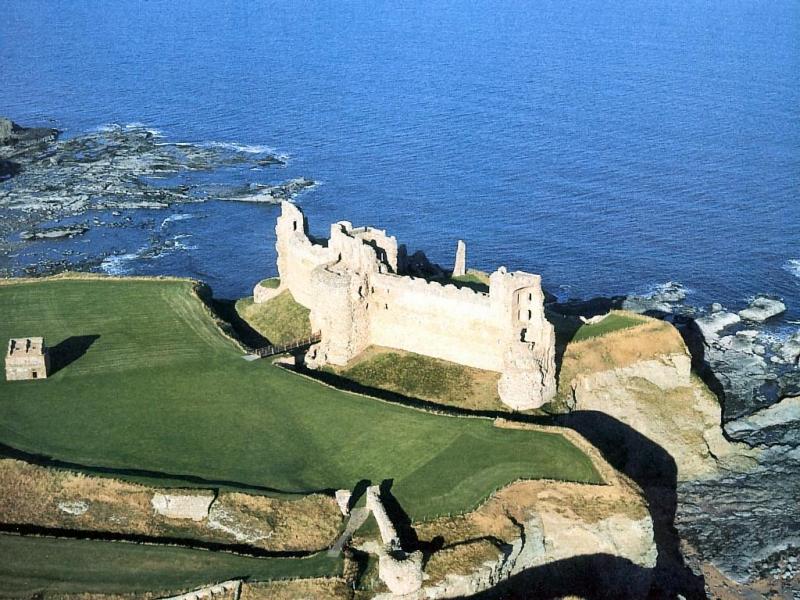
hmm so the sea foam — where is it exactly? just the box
[784,259,800,281]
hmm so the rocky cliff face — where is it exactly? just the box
[561,317,754,481]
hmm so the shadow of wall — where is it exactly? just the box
[48,334,100,375]
[556,411,707,599]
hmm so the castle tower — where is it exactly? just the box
[453,240,467,277]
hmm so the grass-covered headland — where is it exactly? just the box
[0,276,601,591]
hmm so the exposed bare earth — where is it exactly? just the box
[0,459,342,552]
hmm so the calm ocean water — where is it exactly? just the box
[2,0,799,315]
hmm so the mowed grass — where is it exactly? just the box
[0,278,600,521]
[0,534,340,598]
[570,312,647,343]
[236,290,312,345]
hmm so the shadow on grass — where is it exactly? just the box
[0,441,335,499]
[49,335,100,375]
[290,364,527,421]
[0,523,329,559]
[210,298,270,348]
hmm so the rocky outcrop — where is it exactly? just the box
[562,317,753,480]
[19,224,88,240]
[738,296,786,322]
[0,117,58,149]
[159,579,241,600]
[151,490,216,521]
[377,467,657,600]
[725,395,800,437]
[694,309,740,340]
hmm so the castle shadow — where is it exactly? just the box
[554,410,707,599]
[49,335,100,375]
[210,298,270,348]
[464,553,655,600]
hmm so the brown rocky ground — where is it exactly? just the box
[0,459,342,552]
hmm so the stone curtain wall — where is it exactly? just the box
[273,201,557,408]
[275,202,335,312]
[370,273,507,372]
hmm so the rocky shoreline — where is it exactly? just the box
[0,117,316,277]
[3,116,798,596]
[590,283,799,590]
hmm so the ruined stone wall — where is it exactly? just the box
[369,274,507,372]
[275,202,334,311]
[273,202,557,408]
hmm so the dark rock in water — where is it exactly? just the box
[622,281,688,315]
[226,178,316,203]
[19,224,89,240]
[0,117,59,147]
[0,159,21,180]
[676,445,800,584]
[257,155,286,167]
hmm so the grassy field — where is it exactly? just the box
[450,270,490,293]
[236,290,312,345]
[0,278,600,522]
[0,534,340,597]
[326,346,505,411]
[570,311,647,342]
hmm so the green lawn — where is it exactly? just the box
[570,312,647,342]
[236,290,312,345]
[0,534,340,597]
[258,277,281,289]
[0,278,600,521]
[450,271,490,293]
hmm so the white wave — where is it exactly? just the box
[93,122,163,136]
[160,213,194,228]
[173,241,198,251]
[99,251,141,275]
[784,259,800,280]
[201,141,285,156]
[229,188,282,203]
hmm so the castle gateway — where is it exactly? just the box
[264,202,556,410]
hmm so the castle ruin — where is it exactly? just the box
[263,202,556,410]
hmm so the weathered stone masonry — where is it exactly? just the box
[267,202,556,410]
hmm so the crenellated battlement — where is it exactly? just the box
[269,201,556,409]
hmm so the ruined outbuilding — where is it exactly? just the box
[5,337,50,381]
[261,202,557,410]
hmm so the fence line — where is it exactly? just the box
[253,332,321,358]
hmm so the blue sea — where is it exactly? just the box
[2,0,799,317]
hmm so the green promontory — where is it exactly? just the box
[0,277,600,521]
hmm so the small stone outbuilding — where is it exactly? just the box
[5,337,50,381]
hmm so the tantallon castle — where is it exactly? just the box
[257,202,557,410]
